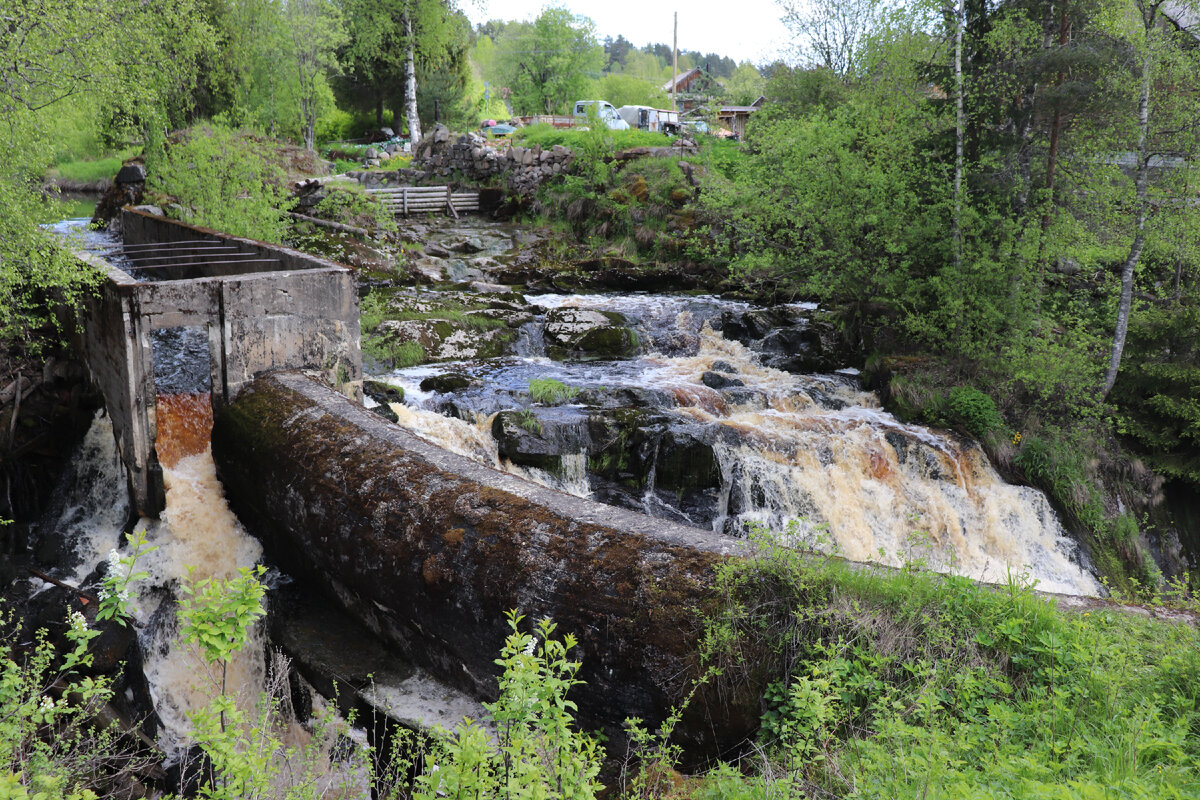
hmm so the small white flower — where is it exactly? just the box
[523,638,537,657]
[106,549,122,573]
[67,609,88,633]
[40,696,54,711]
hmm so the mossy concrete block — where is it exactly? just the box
[213,372,755,764]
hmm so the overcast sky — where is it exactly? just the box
[462,1,793,65]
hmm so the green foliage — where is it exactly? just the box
[96,528,157,626]
[148,123,295,243]
[528,379,580,405]
[0,604,138,797]
[700,527,1200,798]
[178,565,267,669]
[1111,304,1200,486]
[414,611,603,800]
[947,386,1006,439]
[515,409,543,434]
[595,74,669,109]
[312,186,397,234]
[493,9,604,115]
[46,149,139,184]
[0,180,104,355]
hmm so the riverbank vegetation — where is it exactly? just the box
[4,530,1197,798]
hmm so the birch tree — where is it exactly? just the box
[1097,0,1200,397]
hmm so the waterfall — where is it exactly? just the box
[122,392,266,757]
[371,294,1101,597]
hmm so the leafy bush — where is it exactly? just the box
[414,612,602,800]
[312,186,397,233]
[947,386,1006,439]
[147,123,295,243]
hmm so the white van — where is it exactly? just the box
[572,100,630,130]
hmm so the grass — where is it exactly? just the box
[690,526,1200,799]
[512,124,676,150]
[46,147,139,183]
[528,378,579,405]
[363,339,425,369]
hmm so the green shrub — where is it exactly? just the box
[147,123,294,243]
[414,612,602,800]
[698,526,1200,799]
[947,385,1006,439]
[313,186,396,233]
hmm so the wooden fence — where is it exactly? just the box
[365,186,480,218]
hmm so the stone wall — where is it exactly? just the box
[409,125,575,195]
[212,371,759,763]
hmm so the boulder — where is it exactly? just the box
[701,371,744,390]
[115,163,146,184]
[420,373,473,394]
[543,308,639,360]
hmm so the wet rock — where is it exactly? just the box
[652,428,722,521]
[720,308,857,374]
[446,237,486,255]
[711,360,737,373]
[424,243,451,258]
[543,308,639,360]
[701,371,744,390]
[420,373,472,394]
[371,318,516,365]
[722,387,768,409]
[576,386,674,409]
[491,409,588,475]
[363,381,403,423]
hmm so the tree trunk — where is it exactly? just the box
[1040,4,1071,232]
[1102,41,1153,398]
[403,1,421,144]
[951,0,964,269]
[376,96,384,128]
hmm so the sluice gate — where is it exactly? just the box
[75,207,361,517]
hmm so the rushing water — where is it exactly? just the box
[372,292,1101,596]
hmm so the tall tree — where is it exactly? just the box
[496,8,603,115]
[1097,0,1200,396]
[778,0,883,78]
[1,0,210,352]
[282,0,347,150]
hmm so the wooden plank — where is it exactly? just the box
[367,187,450,195]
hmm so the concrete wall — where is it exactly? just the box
[212,372,757,764]
[77,211,362,517]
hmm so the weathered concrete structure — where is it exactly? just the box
[77,208,361,517]
[212,372,756,762]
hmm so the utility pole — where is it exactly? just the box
[672,12,678,112]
